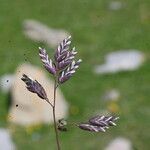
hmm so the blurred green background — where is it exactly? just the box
[0,0,150,149]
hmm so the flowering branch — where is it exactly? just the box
[22,36,82,150]
[21,36,119,150]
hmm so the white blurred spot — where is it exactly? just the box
[0,74,15,93]
[0,128,16,150]
[105,137,132,150]
[94,50,145,74]
[108,1,124,11]
[102,89,120,101]
[23,19,70,48]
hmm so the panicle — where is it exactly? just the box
[39,36,82,84]
[78,115,119,133]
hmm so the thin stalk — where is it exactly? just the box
[45,98,53,108]
[53,78,61,150]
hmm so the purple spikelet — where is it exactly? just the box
[78,123,106,132]
[78,115,119,132]
[55,36,72,63]
[89,115,119,127]
[39,47,56,75]
[58,59,82,83]
[54,36,80,71]
[21,74,47,100]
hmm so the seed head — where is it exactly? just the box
[39,36,82,84]
[21,74,47,100]
[78,115,119,132]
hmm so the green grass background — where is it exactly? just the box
[0,0,150,149]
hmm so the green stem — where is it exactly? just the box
[53,79,61,150]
